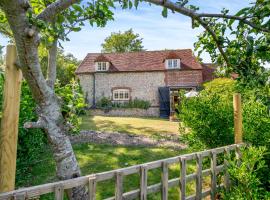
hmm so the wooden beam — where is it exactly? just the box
[0,44,22,192]
[233,93,243,144]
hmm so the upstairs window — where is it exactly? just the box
[96,62,108,71]
[113,89,130,101]
[166,59,180,69]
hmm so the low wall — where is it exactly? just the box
[90,107,160,117]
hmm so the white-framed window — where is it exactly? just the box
[166,59,180,69]
[96,62,108,71]
[113,89,130,101]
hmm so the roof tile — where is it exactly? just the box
[76,49,202,74]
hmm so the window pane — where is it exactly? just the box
[124,92,129,99]
[114,92,118,99]
[168,60,172,68]
[102,62,106,70]
[119,92,124,99]
[173,59,178,68]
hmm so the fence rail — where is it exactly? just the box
[0,143,244,200]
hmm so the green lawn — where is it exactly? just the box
[18,143,199,200]
[16,116,205,199]
[80,115,179,139]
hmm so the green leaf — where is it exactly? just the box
[72,4,83,12]
[162,7,168,18]
[71,27,81,32]
[134,0,139,8]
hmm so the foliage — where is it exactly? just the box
[178,78,235,149]
[16,81,47,185]
[55,79,86,134]
[178,78,270,188]
[96,97,151,109]
[193,2,270,88]
[101,29,144,53]
[221,146,270,200]
[39,46,80,86]
[0,77,85,183]
[0,44,4,67]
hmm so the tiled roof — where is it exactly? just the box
[75,49,202,74]
[201,63,216,82]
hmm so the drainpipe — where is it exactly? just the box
[93,73,96,107]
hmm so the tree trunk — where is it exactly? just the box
[47,40,57,89]
[1,1,87,199]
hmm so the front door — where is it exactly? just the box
[158,87,170,118]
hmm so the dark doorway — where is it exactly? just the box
[158,87,170,118]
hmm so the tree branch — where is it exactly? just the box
[47,39,58,89]
[37,0,80,22]
[197,13,270,33]
[195,17,230,66]
[24,119,46,129]
[143,0,270,33]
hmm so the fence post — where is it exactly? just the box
[233,93,242,144]
[0,44,22,192]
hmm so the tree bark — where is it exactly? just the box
[0,1,87,199]
[47,40,57,89]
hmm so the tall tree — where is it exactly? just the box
[0,0,114,199]
[101,29,144,53]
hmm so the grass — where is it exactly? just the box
[15,116,210,199]
[17,143,195,200]
[80,115,179,139]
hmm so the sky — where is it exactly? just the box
[0,0,251,62]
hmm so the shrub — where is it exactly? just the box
[178,78,235,149]
[96,97,151,109]
[178,78,270,188]
[221,146,270,200]
[0,76,86,186]
[55,79,86,134]
[96,96,112,108]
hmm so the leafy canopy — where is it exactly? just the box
[101,29,144,53]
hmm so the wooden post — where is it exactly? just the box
[0,44,22,192]
[233,93,243,144]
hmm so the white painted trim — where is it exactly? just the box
[165,59,181,69]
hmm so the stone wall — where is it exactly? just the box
[77,74,94,104]
[94,72,166,106]
[90,107,160,117]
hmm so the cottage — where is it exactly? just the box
[76,49,214,118]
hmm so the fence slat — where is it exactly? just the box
[224,147,230,191]
[180,157,186,200]
[161,162,168,200]
[115,172,123,200]
[210,151,217,200]
[89,176,96,200]
[140,165,148,200]
[54,184,64,200]
[195,153,202,200]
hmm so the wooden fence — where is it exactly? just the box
[0,143,243,200]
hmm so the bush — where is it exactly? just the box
[221,146,270,200]
[96,97,151,110]
[178,78,270,149]
[55,79,86,134]
[0,76,86,186]
[178,78,270,188]
[178,78,235,149]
